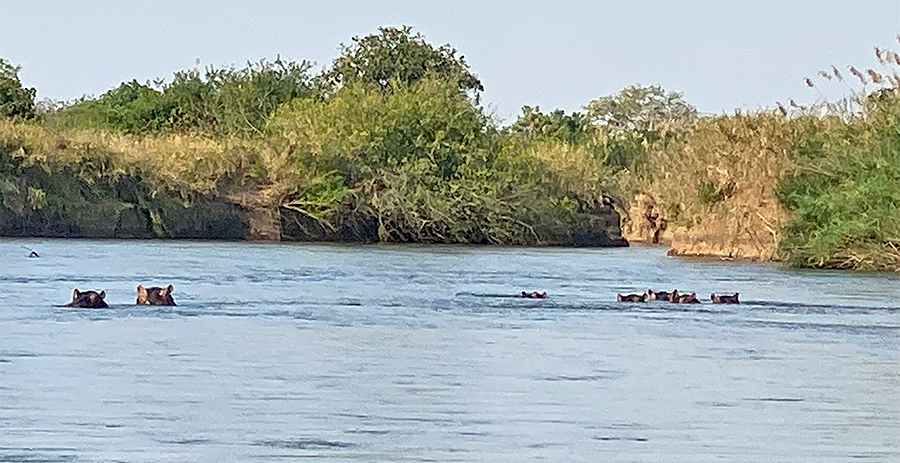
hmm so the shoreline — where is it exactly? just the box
[7,235,899,273]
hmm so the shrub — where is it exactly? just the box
[0,58,36,119]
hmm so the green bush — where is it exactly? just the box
[777,91,900,271]
[49,59,313,136]
[266,78,621,244]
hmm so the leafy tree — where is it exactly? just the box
[507,106,595,144]
[585,84,697,140]
[322,26,483,96]
[0,58,36,119]
[271,77,491,185]
[266,77,494,239]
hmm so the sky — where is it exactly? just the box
[1,1,898,122]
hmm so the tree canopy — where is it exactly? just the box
[585,84,697,139]
[0,58,36,119]
[508,106,596,144]
[322,26,483,96]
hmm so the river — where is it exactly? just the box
[1,239,898,462]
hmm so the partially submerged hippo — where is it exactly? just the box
[516,291,548,299]
[711,293,740,304]
[670,290,700,304]
[67,289,108,308]
[136,284,176,306]
[617,293,648,302]
[646,289,675,301]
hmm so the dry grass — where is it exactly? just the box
[629,112,827,260]
[1,119,248,196]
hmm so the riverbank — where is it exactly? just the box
[0,120,626,246]
[1,30,897,270]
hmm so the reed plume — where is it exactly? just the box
[849,66,867,84]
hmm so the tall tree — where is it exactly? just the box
[322,26,483,96]
[585,85,696,139]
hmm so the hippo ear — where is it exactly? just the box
[72,288,80,300]
[166,284,173,294]
[137,285,147,297]
[99,290,106,299]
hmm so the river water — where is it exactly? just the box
[1,238,898,462]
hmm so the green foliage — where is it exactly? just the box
[1,129,132,216]
[603,135,648,171]
[322,26,483,95]
[506,105,643,183]
[267,78,492,233]
[777,91,900,271]
[508,106,596,144]
[14,31,898,268]
[271,78,491,181]
[55,80,173,133]
[267,78,619,244]
[585,84,697,142]
[0,58,36,119]
[50,59,314,136]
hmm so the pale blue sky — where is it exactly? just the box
[1,1,897,122]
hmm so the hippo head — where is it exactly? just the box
[67,289,108,308]
[711,292,740,304]
[647,289,673,301]
[617,293,647,302]
[136,284,176,306]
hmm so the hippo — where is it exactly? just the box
[67,289,108,308]
[670,290,700,304]
[136,284,176,306]
[646,289,675,301]
[711,293,740,304]
[516,291,548,299]
[617,293,648,302]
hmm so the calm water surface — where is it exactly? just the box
[1,239,898,462]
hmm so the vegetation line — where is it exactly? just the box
[1,27,898,271]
